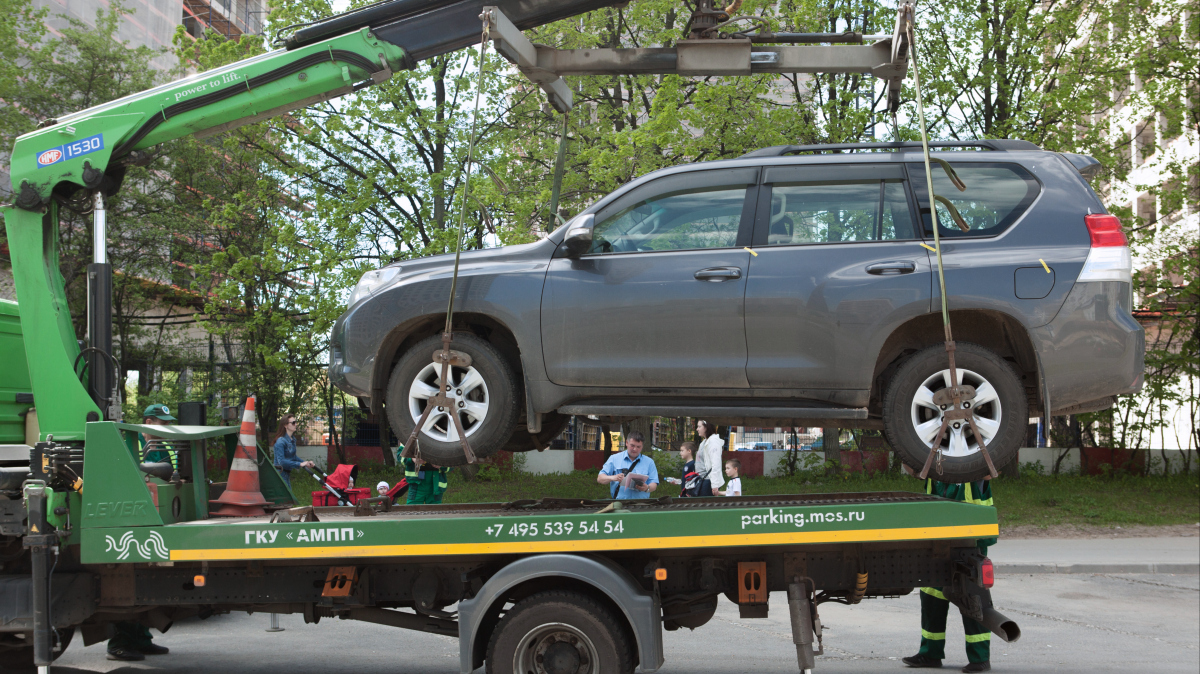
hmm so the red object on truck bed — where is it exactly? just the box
[312,487,372,506]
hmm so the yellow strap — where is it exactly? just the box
[922,629,946,641]
[920,587,947,600]
[926,479,933,495]
[965,482,973,503]
[965,633,992,643]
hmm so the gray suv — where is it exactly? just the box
[330,140,1144,480]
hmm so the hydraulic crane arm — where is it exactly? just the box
[2,0,622,442]
[9,0,618,211]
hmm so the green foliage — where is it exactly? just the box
[486,0,836,234]
[163,27,359,444]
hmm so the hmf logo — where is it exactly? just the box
[37,149,62,165]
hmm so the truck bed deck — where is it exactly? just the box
[81,491,997,564]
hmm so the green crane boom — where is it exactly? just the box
[1,0,621,441]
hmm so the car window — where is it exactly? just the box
[762,180,916,246]
[590,185,747,254]
[907,162,1040,238]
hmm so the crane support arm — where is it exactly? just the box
[8,28,405,210]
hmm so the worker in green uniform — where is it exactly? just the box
[140,404,176,464]
[903,476,997,673]
[402,456,449,504]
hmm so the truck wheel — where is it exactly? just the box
[486,591,635,674]
[503,411,570,453]
[0,627,74,668]
[883,343,1026,482]
[387,333,519,467]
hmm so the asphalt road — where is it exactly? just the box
[45,573,1198,674]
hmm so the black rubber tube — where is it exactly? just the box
[981,607,1021,643]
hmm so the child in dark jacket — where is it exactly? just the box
[665,442,702,497]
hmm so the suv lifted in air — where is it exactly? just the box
[330,140,1144,481]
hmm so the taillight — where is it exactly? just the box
[981,558,995,589]
[1084,214,1128,247]
[1078,214,1132,283]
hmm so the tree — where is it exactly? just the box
[0,0,208,416]
[169,27,360,451]
[484,0,836,234]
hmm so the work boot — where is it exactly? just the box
[106,646,145,661]
[962,663,991,673]
[137,642,170,655]
[902,654,943,668]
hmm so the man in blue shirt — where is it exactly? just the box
[597,431,659,499]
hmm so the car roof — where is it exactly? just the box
[575,139,1064,220]
[627,143,1048,184]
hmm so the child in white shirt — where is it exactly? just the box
[718,459,742,496]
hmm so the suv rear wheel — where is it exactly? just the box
[883,343,1025,482]
[386,333,519,466]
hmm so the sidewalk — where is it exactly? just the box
[992,536,1200,574]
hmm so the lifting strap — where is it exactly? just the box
[402,11,495,464]
[904,5,998,480]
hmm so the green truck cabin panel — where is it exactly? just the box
[80,422,163,528]
[79,499,997,564]
[0,299,34,444]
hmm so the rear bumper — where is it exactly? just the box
[1031,281,1144,411]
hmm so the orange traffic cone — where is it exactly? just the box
[210,396,271,517]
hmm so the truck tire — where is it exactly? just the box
[883,343,1026,482]
[387,333,519,467]
[502,412,570,453]
[0,628,74,670]
[486,590,635,674]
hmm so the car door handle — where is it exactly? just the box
[694,267,742,281]
[866,261,917,275]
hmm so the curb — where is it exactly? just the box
[996,562,1200,575]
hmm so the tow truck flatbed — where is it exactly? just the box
[81,492,996,563]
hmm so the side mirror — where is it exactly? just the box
[562,214,595,258]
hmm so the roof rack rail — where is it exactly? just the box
[740,139,1042,158]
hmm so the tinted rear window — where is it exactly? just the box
[907,162,1040,238]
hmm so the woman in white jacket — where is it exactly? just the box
[694,420,725,496]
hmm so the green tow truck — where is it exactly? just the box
[0,1,1019,671]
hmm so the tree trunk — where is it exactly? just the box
[377,402,396,466]
[823,427,841,476]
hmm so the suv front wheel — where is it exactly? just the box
[883,343,1026,482]
[386,333,519,466]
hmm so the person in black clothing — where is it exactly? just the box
[665,441,702,497]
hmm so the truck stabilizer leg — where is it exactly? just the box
[787,577,819,673]
[23,482,55,671]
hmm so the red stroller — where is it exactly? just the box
[306,464,370,506]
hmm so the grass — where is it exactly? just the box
[282,454,1200,530]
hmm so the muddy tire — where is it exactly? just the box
[386,333,519,467]
[883,343,1026,482]
[486,591,635,674]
